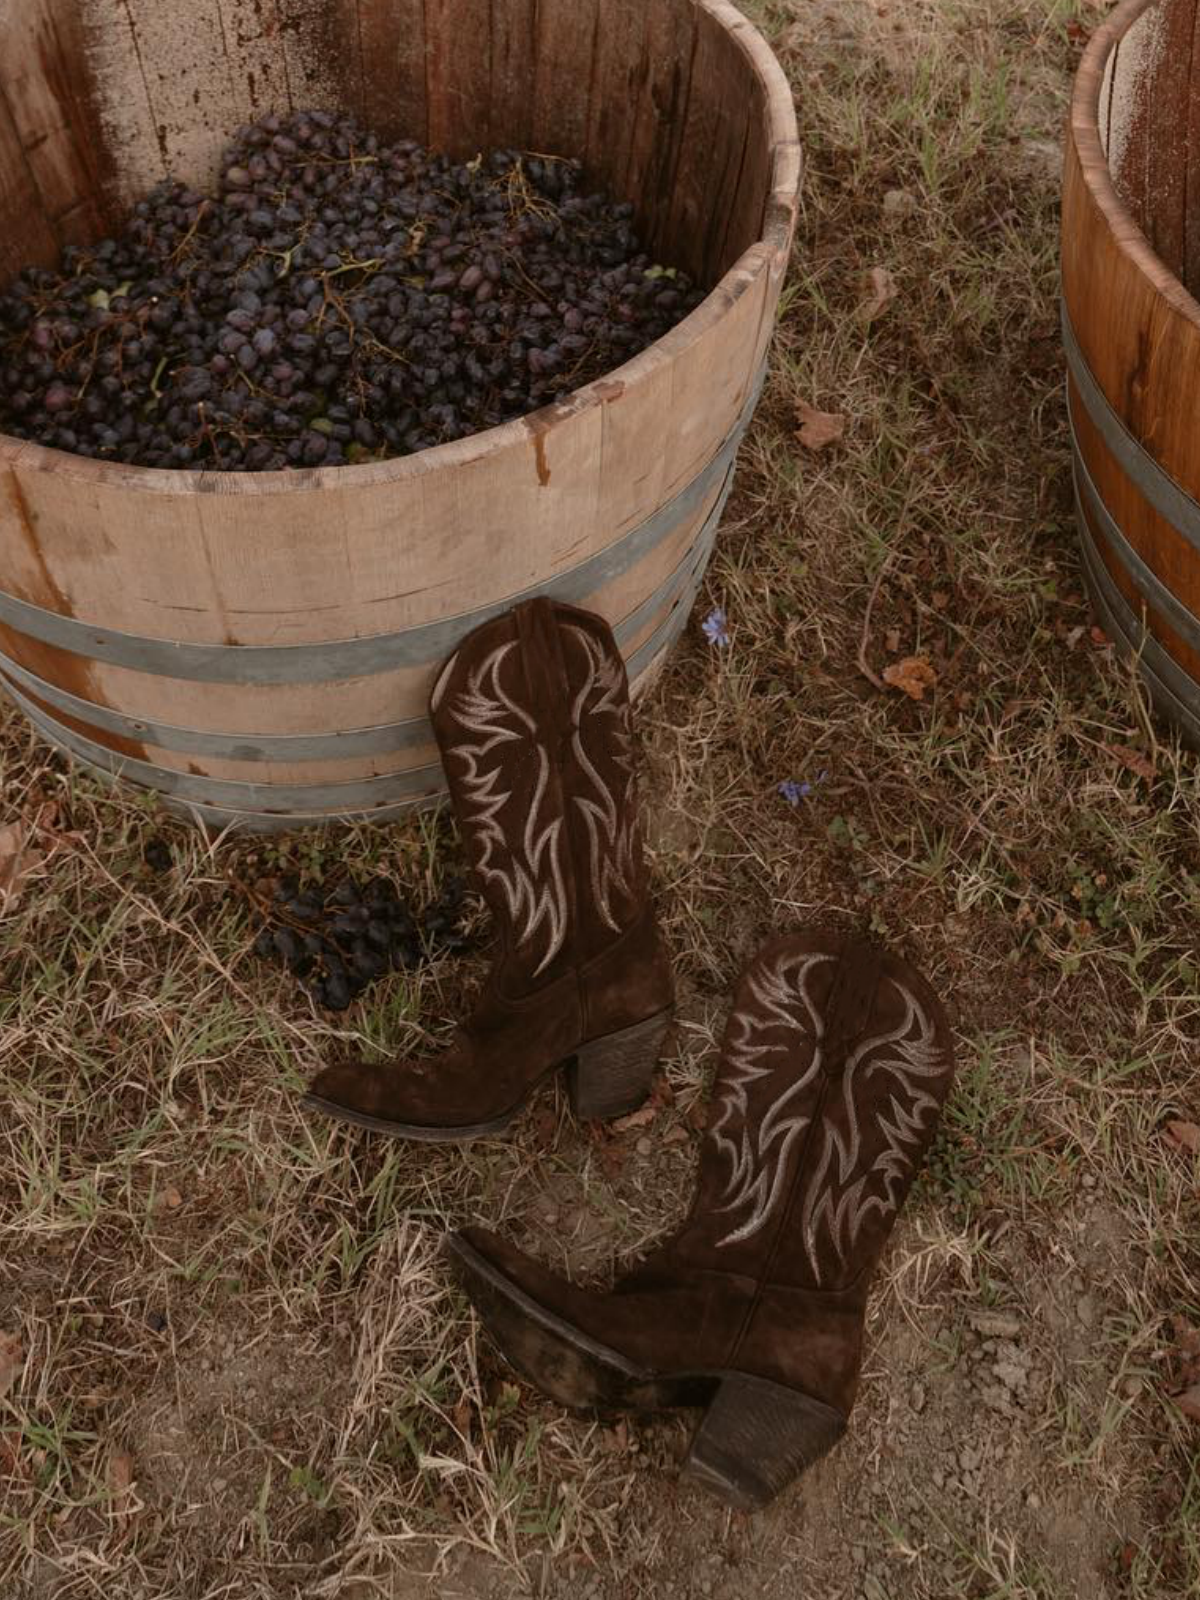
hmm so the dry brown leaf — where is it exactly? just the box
[648,1075,675,1110]
[1174,1386,1200,1422]
[1165,1120,1200,1154]
[158,1185,184,1212]
[882,655,938,701]
[451,1396,473,1438]
[611,1104,657,1134]
[0,1332,22,1399]
[597,1137,627,1179]
[794,402,846,452]
[885,627,902,652]
[662,1125,690,1146]
[0,823,43,917]
[108,1447,136,1532]
[857,264,898,322]
[1102,742,1156,782]
[531,1104,558,1145]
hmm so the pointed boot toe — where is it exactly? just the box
[449,930,956,1510]
[302,1060,395,1132]
[302,1053,532,1142]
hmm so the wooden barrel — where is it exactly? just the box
[0,1,800,829]
[1063,0,1200,745]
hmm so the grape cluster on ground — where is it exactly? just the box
[0,109,706,472]
[250,870,469,1011]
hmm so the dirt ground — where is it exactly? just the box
[2,1,1199,1597]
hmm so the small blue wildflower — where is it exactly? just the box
[702,607,729,647]
[778,770,828,807]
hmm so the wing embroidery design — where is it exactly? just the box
[799,975,945,1283]
[564,624,639,934]
[448,638,567,977]
[711,948,835,1247]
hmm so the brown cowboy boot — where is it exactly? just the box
[303,598,674,1140]
[446,931,955,1509]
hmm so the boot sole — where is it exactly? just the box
[301,1009,672,1143]
[445,1234,846,1512]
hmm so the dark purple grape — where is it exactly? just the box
[0,110,706,473]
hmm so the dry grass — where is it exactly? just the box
[3,1,1200,1596]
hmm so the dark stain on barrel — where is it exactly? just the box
[10,675,150,763]
[524,411,553,487]
[0,467,148,761]
[36,2,120,233]
[4,470,72,618]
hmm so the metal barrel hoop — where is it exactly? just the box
[1062,301,1200,746]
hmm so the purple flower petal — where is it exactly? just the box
[702,607,729,647]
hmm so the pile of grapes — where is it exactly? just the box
[0,109,706,471]
[251,870,470,1012]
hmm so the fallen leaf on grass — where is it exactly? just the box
[882,656,938,701]
[1165,1120,1200,1154]
[857,265,898,322]
[595,1135,627,1180]
[885,627,902,652]
[0,824,44,917]
[1103,743,1156,782]
[0,1333,22,1398]
[1174,1386,1200,1423]
[662,1125,690,1146]
[108,1448,136,1533]
[611,1104,657,1134]
[157,1185,184,1212]
[530,1104,559,1145]
[0,801,86,917]
[648,1075,675,1110]
[794,402,846,451]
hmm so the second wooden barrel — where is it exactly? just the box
[1063,0,1200,746]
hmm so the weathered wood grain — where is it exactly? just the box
[359,0,428,144]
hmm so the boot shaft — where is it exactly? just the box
[429,598,656,989]
[664,933,955,1295]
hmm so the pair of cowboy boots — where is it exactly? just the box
[305,598,956,1511]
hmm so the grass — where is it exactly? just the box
[3,0,1200,1595]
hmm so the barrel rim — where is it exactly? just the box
[1070,0,1200,333]
[0,0,801,498]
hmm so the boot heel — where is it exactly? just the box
[683,1373,846,1511]
[566,1009,672,1120]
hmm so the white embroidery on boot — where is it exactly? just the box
[450,639,567,977]
[799,978,945,1283]
[711,949,835,1247]
[564,625,638,934]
